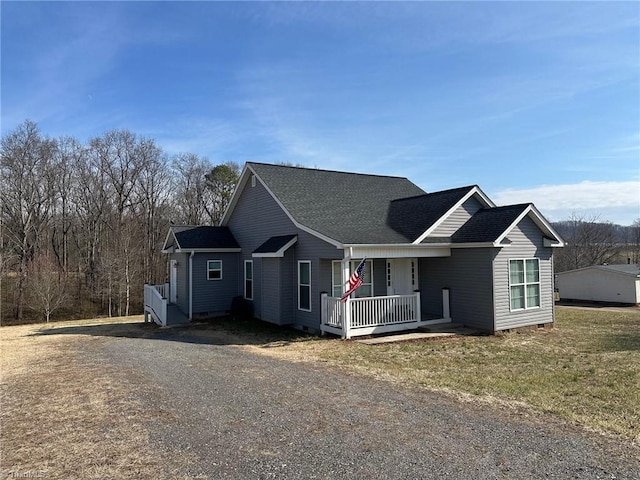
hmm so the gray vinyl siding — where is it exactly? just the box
[170,252,190,315]
[260,253,295,326]
[429,196,483,238]
[261,258,281,324]
[191,252,240,317]
[227,176,341,329]
[493,216,554,330]
[280,249,296,325]
[319,259,334,298]
[419,248,495,330]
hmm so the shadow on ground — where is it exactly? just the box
[30,316,317,347]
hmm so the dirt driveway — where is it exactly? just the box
[2,320,640,479]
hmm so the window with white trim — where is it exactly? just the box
[298,261,311,311]
[332,260,373,298]
[509,259,540,310]
[207,260,222,280]
[244,260,253,300]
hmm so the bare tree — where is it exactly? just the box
[89,130,152,316]
[171,153,211,225]
[630,218,640,265]
[554,213,621,272]
[1,120,57,321]
[25,253,68,323]
[134,149,173,285]
[51,136,83,271]
[72,141,109,303]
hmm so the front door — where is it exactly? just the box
[170,260,178,304]
[387,258,417,295]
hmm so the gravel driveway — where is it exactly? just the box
[90,328,639,480]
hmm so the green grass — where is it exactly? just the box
[260,307,639,440]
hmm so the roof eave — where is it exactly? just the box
[451,242,500,249]
[494,204,565,247]
[162,228,182,251]
[342,242,451,248]
[253,236,298,258]
[171,248,242,254]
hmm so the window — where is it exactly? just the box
[244,260,253,300]
[207,260,222,280]
[332,260,373,298]
[298,261,311,311]
[509,259,540,310]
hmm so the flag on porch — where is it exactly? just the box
[341,258,367,302]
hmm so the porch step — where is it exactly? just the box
[356,323,478,345]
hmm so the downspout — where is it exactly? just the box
[189,251,194,320]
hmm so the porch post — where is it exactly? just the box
[341,259,351,339]
[343,297,351,339]
[320,292,327,336]
[442,287,450,320]
[414,291,421,323]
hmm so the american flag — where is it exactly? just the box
[340,258,367,302]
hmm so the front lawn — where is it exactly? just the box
[249,307,640,441]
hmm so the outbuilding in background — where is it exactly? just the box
[556,264,640,305]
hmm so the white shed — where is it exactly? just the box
[556,264,640,305]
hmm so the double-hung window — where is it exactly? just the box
[298,261,311,311]
[332,260,373,298]
[509,259,540,310]
[207,260,222,280]
[244,260,253,300]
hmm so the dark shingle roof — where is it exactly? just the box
[387,186,476,242]
[172,226,239,249]
[248,163,426,244]
[452,204,530,243]
[254,235,297,254]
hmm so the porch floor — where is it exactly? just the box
[355,323,480,345]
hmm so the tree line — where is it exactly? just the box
[1,120,239,325]
[551,215,640,272]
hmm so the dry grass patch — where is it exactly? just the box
[1,317,204,480]
[246,308,640,443]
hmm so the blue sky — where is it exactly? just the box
[2,1,639,225]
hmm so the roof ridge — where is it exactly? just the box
[478,203,532,211]
[391,185,478,203]
[170,224,225,229]
[247,161,412,181]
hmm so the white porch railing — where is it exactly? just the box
[144,283,169,327]
[321,291,451,339]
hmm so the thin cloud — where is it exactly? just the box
[493,181,640,224]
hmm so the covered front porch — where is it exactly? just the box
[323,246,454,339]
[320,289,452,339]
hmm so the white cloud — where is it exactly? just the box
[493,181,640,225]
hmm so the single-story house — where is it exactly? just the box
[556,264,640,305]
[144,162,565,338]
